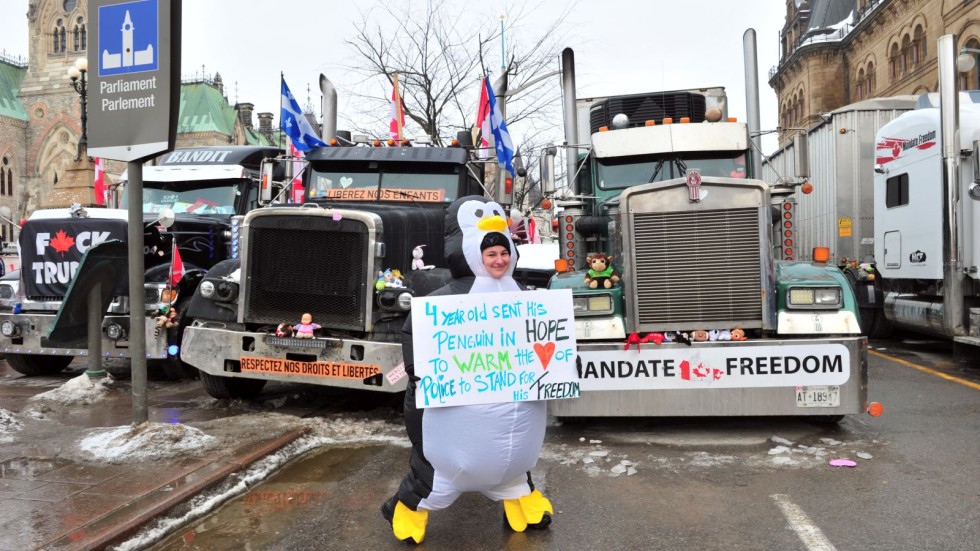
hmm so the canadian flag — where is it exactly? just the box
[475,80,492,158]
[390,72,405,140]
[170,245,184,288]
[93,157,106,206]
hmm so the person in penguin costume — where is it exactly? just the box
[381,196,554,544]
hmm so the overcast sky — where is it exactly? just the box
[1,0,787,153]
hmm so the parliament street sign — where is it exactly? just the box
[87,0,181,162]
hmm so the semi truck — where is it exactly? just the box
[764,35,980,354]
[0,145,283,379]
[179,75,506,399]
[541,32,869,419]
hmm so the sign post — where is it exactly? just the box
[87,0,182,424]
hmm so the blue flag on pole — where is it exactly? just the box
[280,77,327,151]
[484,77,515,176]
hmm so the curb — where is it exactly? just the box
[43,426,310,551]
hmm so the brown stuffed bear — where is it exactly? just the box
[584,253,621,289]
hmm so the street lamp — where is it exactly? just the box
[67,57,88,161]
[955,47,980,73]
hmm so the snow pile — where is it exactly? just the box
[30,373,113,405]
[79,423,218,463]
[0,408,23,443]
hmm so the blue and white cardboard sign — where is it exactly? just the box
[98,0,159,77]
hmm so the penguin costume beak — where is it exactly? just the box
[477,215,508,232]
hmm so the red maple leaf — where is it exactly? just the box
[50,230,75,257]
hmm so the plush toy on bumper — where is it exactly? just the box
[584,253,621,289]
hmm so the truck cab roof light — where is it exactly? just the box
[812,247,830,262]
[387,139,396,146]
[329,138,339,146]
[645,120,656,126]
[662,118,673,124]
[451,139,460,147]
[801,182,814,194]
[373,139,382,147]
[728,117,738,122]
[598,126,609,132]
[680,117,690,123]
[555,258,569,273]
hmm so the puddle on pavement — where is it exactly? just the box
[150,445,381,550]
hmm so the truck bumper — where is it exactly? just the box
[549,336,868,417]
[181,323,408,393]
[0,312,170,359]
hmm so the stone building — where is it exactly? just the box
[0,0,277,246]
[768,0,980,146]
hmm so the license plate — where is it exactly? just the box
[795,385,840,407]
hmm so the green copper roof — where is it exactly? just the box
[0,60,27,121]
[177,81,238,136]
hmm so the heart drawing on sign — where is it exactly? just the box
[533,342,556,370]
[340,176,353,188]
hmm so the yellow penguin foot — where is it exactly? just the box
[503,490,554,532]
[381,497,428,544]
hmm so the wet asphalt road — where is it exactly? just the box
[123,339,980,551]
[1,340,977,550]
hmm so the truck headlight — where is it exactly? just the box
[215,281,239,302]
[199,280,215,298]
[573,294,613,316]
[788,286,842,309]
[1,320,19,337]
[105,323,127,340]
[378,289,413,312]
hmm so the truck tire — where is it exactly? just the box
[5,354,73,376]
[199,372,266,399]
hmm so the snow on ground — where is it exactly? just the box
[29,373,114,405]
[0,408,22,443]
[78,423,219,463]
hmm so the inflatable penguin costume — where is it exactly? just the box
[381,196,554,544]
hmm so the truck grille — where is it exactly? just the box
[632,208,762,326]
[245,218,370,330]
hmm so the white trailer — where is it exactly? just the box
[762,96,916,264]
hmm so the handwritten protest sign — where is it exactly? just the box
[412,289,579,408]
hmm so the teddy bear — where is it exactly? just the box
[412,245,434,270]
[584,253,621,289]
[154,307,178,338]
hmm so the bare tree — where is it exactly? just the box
[342,0,571,147]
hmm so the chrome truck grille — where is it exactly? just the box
[243,213,372,331]
[622,179,771,332]
[632,209,762,325]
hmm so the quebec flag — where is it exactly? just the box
[483,77,515,176]
[281,77,327,151]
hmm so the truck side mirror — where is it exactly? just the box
[793,134,809,180]
[540,146,557,195]
[260,160,275,205]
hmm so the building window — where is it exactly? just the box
[53,19,66,53]
[64,0,77,11]
[868,62,876,96]
[2,157,12,198]
[73,17,86,51]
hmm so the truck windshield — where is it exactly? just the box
[124,180,242,215]
[309,164,459,203]
[596,152,748,190]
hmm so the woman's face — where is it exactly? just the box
[481,245,511,279]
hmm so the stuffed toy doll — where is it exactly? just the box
[411,245,434,270]
[583,253,621,289]
[293,313,320,339]
[275,323,294,338]
[154,307,178,338]
[381,196,552,544]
